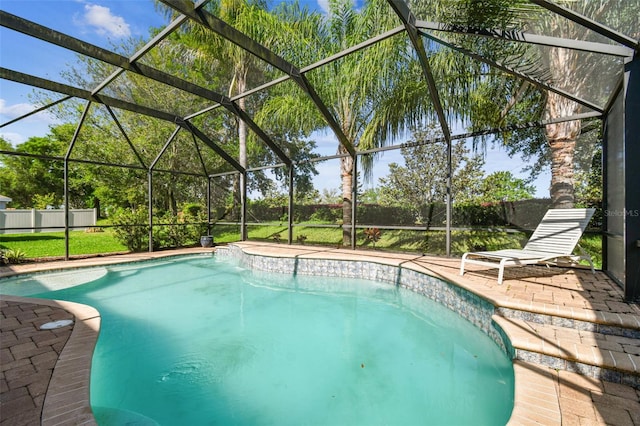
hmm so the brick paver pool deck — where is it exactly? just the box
[1,243,639,425]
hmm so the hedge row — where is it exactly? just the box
[247,199,602,230]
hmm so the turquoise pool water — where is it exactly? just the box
[2,255,514,425]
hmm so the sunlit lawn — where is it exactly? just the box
[0,229,128,259]
[1,223,601,269]
[239,223,603,269]
[243,223,523,254]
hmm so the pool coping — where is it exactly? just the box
[2,244,638,424]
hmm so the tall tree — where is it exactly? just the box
[531,1,637,207]
[172,0,270,217]
[0,131,67,208]
[476,171,535,204]
[259,0,423,245]
[417,0,639,208]
[528,3,596,207]
[377,126,485,223]
[170,1,324,217]
[39,32,230,215]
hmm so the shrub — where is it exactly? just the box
[357,205,416,226]
[155,211,195,248]
[32,193,58,210]
[111,206,210,252]
[185,211,209,242]
[182,203,202,217]
[111,207,149,252]
[309,207,341,223]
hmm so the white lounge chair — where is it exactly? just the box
[459,208,595,284]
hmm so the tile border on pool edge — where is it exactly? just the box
[216,244,514,357]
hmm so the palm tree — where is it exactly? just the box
[259,0,427,245]
[168,0,275,219]
[415,0,638,208]
[532,2,638,208]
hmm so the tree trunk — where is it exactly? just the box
[545,92,580,208]
[229,65,248,224]
[169,188,178,215]
[93,196,101,219]
[544,47,580,209]
[340,144,354,246]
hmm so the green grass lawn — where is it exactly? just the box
[236,223,603,269]
[0,229,128,259]
[240,223,523,253]
[1,223,602,270]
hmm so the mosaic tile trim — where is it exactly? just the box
[216,245,510,354]
[497,307,640,339]
[516,349,640,389]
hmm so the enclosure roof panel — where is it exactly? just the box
[2,0,635,169]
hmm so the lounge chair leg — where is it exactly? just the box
[577,245,595,274]
[459,254,468,276]
[497,260,507,285]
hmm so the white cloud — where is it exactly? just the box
[0,99,57,124]
[0,99,60,146]
[309,130,339,156]
[317,0,330,14]
[0,99,35,118]
[0,131,27,146]
[77,4,131,38]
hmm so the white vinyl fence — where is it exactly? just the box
[0,209,97,234]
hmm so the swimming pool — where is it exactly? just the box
[1,254,514,425]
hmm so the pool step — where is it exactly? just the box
[495,305,640,339]
[493,315,640,389]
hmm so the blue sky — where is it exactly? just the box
[1,0,169,145]
[0,0,550,197]
[0,0,330,145]
[310,132,550,198]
